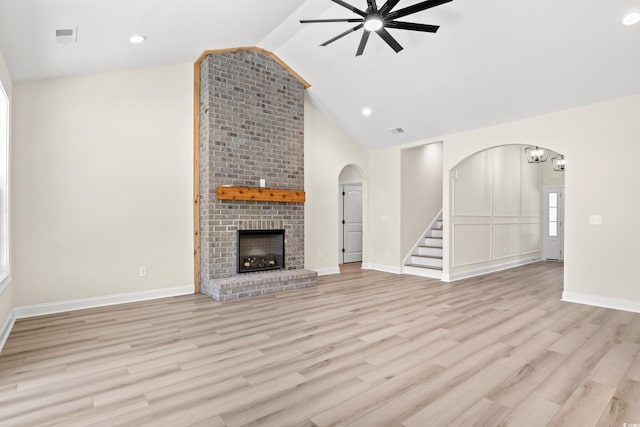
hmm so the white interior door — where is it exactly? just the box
[342,184,363,263]
[544,187,564,260]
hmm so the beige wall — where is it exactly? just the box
[11,64,194,306]
[442,95,640,306]
[400,142,443,258]
[304,97,368,274]
[365,148,402,272]
[449,145,542,278]
[0,48,13,337]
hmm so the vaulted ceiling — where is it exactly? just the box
[1,0,639,148]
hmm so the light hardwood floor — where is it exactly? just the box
[1,262,639,426]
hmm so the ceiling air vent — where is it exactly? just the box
[55,28,77,45]
[390,128,405,135]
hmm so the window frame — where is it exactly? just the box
[0,79,10,292]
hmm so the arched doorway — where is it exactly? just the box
[447,144,566,280]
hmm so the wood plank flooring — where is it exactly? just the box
[1,262,639,426]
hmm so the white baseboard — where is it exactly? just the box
[404,266,442,280]
[444,258,542,282]
[361,263,403,275]
[0,285,194,353]
[0,309,16,354]
[13,285,194,319]
[562,291,640,314]
[314,267,341,276]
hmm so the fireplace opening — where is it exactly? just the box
[237,230,285,274]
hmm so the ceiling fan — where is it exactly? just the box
[300,0,452,56]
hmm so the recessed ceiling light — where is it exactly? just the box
[362,107,372,117]
[622,11,640,26]
[129,35,147,44]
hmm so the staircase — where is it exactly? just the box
[404,213,443,279]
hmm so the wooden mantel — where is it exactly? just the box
[216,186,306,203]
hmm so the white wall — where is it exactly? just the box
[11,63,194,306]
[400,142,443,258]
[365,148,402,273]
[0,47,13,343]
[449,145,542,279]
[442,95,640,308]
[304,96,368,275]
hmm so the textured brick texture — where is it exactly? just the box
[199,49,315,300]
[202,270,318,302]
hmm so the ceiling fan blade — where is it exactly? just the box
[376,28,403,53]
[378,0,401,16]
[320,23,364,46]
[366,0,378,14]
[330,0,367,17]
[386,0,452,21]
[356,30,371,56]
[300,18,364,23]
[385,21,440,32]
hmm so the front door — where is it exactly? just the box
[342,184,363,263]
[544,186,564,260]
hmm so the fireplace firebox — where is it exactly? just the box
[237,230,285,274]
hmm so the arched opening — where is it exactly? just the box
[447,144,566,282]
[339,164,364,266]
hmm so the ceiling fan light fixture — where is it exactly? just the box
[364,16,384,32]
[300,0,452,56]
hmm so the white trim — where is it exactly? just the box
[402,209,443,266]
[562,291,640,314]
[12,285,194,319]
[0,308,16,352]
[0,79,10,292]
[443,258,541,282]
[361,263,403,274]
[403,265,442,279]
[315,266,341,276]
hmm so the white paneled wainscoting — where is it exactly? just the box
[446,145,543,281]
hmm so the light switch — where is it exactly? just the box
[589,215,602,225]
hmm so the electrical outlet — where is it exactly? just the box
[589,215,602,225]
[259,178,266,188]
[139,266,147,277]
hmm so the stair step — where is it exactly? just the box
[413,254,443,260]
[430,229,443,238]
[424,237,443,247]
[404,263,443,271]
[417,246,443,257]
[410,255,443,268]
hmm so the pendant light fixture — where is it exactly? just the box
[524,146,548,163]
[552,154,566,171]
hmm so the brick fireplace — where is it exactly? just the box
[197,48,317,301]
